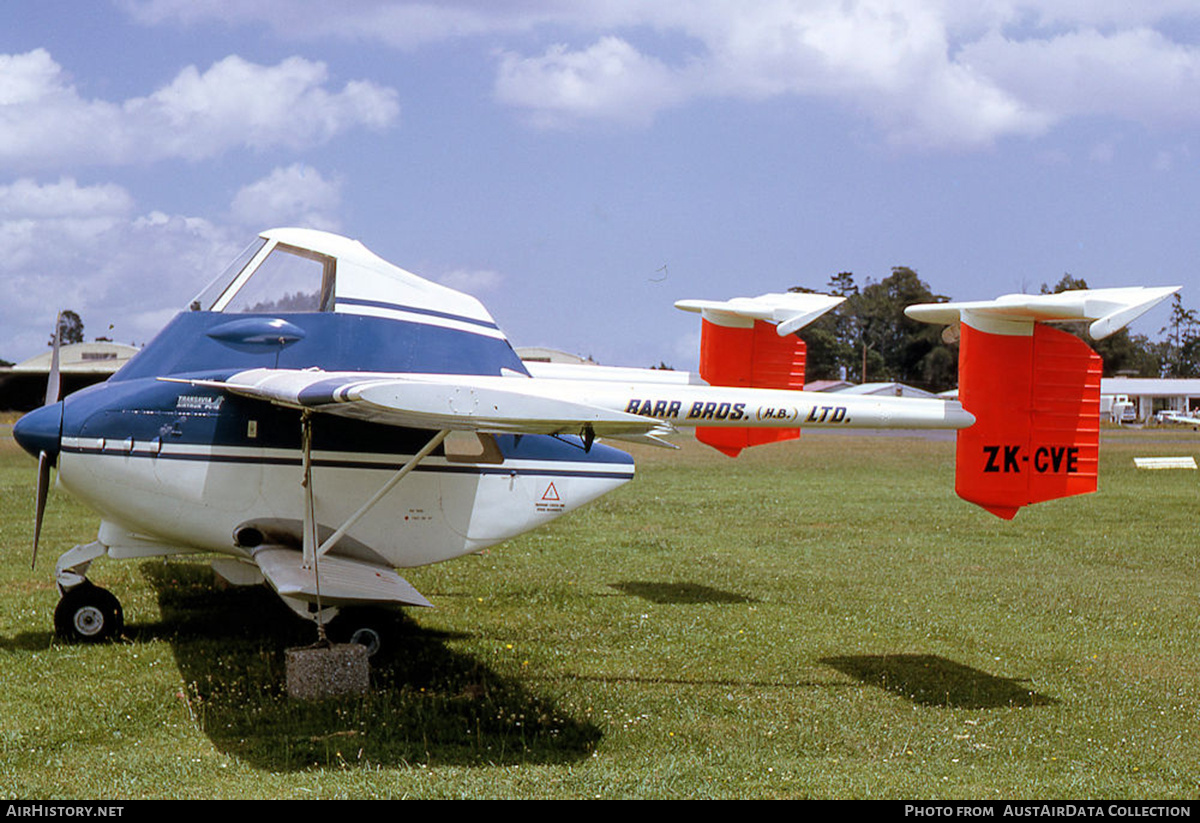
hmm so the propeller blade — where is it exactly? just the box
[45,311,62,406]
[33,451,51,570]
[31,312,64,569]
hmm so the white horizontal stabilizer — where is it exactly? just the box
[675,292,844,335]
[905,286,1179,339]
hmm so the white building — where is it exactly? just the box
[833,381,939,399]
[1100,377,1200,423]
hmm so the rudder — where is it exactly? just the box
[955,323,1101,518]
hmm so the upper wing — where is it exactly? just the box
[168,368,674,439]
[167,364,975,437]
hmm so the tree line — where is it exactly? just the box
[792,269,1197,394]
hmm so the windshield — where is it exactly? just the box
[190,238,268,311]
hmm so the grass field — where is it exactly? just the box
[1,420,1198,799]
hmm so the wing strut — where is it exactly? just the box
[300,411,319,569]
[297,417,449,630]
[299,411,328,636]
[304,423,451,563]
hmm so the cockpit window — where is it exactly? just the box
[219,243,336,314]
[190,238,267,311]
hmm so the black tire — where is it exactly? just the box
[54,583,124,643]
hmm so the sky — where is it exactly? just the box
[2,0,1199,370]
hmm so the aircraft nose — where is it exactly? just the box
[12,401,64,460]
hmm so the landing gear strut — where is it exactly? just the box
[54,581,124,643]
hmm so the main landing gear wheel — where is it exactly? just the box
[54,582,124,643]
[330,608,388,657]
[349,627,383,657]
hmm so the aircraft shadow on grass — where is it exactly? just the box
[820,654,1058,709]
[134,562,601,771]
[608,581,756,604]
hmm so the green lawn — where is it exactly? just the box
[1,423,1198,798]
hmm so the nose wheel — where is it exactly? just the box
[54,582,124,643]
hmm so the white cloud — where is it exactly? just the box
[436,267,503,294]
[0,50,399,169]
[1089,138,1119,164]
[1152,143,1191,172]
[0,179,142,282]
[229,164,343,231]
[0,170,506,362]
[488,4,1055,146]
[0,177,135,219]
[0,48,67,106]
[0,50,129,168]
[496,3,1200,147]
[0,178,248,360]
[960,28,1200,128]
[124,1,1200,149]
[496,37,687,127]
[1005,1,1200,29]
[120,0,643,48]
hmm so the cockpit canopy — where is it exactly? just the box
[188,228,503,341]
[109,228,525,382]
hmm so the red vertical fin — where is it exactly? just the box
[695,319,805,457]
[955,323,1100,518]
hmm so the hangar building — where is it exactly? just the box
[0,342,139,410]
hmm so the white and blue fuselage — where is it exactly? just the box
[18,307,634,571]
